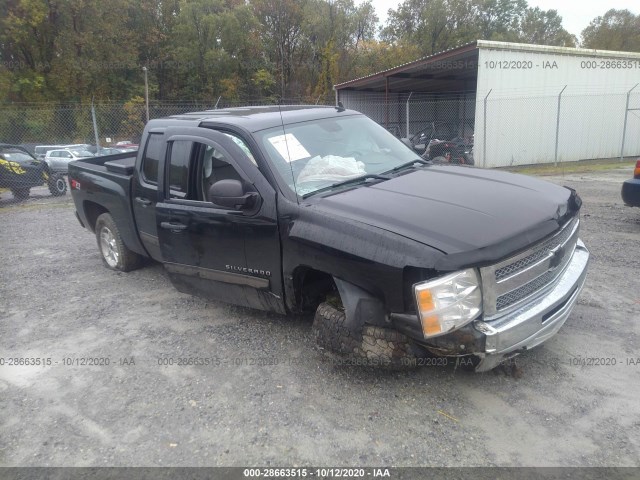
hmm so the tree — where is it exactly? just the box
[472,0,527,42]
[166,0,262,101]
[253,0,307,97]
[520,8,575,46]
[382,0,577,57]
[581,9,640,52]
[301,0,379,98]
[0,0,61,102]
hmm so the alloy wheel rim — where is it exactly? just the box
[100,227,119,267]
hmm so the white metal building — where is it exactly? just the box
[335,40,640,167]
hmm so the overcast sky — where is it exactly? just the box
[365,0,640,39]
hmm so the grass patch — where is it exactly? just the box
[501,158,635,176]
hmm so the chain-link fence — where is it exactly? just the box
[339,89,640,167]
[3,90,639,168]
[0,96,334,150]
[337,91,476,141]
[479,90,640,168]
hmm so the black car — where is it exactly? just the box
[622,159,640,207]
[0,144,67,199]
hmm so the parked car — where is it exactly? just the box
[68,106,589,372]
[35,143,92,160]
[0,144,67,199]
[34,144,66,160]
[95,147,135,156]
[622,159,640,207]
[113,143,138,150]
[45,149,94,173]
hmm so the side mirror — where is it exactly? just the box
[208,179,259,210]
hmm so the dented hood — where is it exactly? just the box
[313,165,579,267]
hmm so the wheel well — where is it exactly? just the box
[83,201,109,233]
[293,267,337,313]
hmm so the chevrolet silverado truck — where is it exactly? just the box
[68,106,589,372]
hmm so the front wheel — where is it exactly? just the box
[312,302,417,368]
[11,187,30,200]
[48,174,67,196]
[95,213,143,272]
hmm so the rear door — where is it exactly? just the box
[156,127,285,313]
[132,130,165,261]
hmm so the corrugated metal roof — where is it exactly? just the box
[334,41,478,90]
[335,40,640,92]
[477,40,640,59]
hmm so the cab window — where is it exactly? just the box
[141,133,163,184]
[167,140,244,208]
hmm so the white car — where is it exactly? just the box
[45,149,94,173]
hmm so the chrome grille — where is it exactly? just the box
[495,245,574,310]
[494,222,576,281]
[480,217,580,318]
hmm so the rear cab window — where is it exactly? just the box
[141,133,164,184]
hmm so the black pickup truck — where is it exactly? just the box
[69,106,589,371]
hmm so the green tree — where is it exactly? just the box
[0,0,61,102]
[581,9,640,52]
[520,7,575,46]
[166,0,262,101]
[253,0,307,97]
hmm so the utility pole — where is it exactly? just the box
[142,66,150,122]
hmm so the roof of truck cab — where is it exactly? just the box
[156,105,360,132]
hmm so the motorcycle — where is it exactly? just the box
[404,122,474,165]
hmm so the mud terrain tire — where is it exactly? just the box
[312,302,417,368]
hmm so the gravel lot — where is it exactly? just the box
[1,166,639,468]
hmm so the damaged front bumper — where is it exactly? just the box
[391,239,590,372]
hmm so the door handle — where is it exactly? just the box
[135,197,151,206]
[160,222,187,231]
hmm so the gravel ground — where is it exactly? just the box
[0,166,639,467]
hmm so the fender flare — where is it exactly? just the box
[333,277,387,332]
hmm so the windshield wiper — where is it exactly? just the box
[383,158,430,175]
[302,174,390,198]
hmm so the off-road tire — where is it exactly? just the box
[11,188,30,200]
[48,174,67,196]
[432,156,448,164]
[312,302,417,369]
[95,213,143,272]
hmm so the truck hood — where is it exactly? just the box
[312,165,579,267]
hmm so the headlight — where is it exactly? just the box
[413,268,482,338]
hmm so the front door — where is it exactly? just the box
[156,127,284,313]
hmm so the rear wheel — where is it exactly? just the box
[312,301,417,368]
[11,187,30,200]
[48,174,67,196]
[95,213,143,272]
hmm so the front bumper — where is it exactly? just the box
[391,239,590,371]
[622,178,640,207]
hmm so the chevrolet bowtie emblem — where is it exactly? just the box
[549,245,566,270]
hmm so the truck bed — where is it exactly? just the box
[71,152,137,176]
[68,151,149,258]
